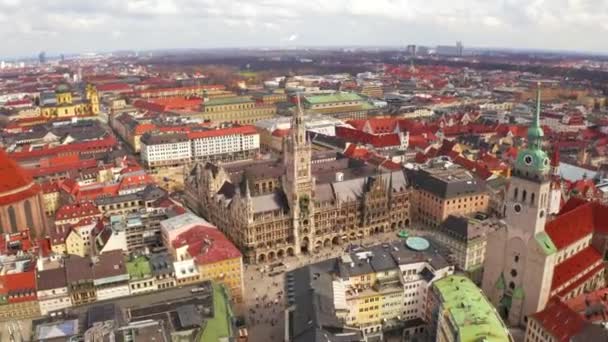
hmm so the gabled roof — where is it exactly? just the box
[531,298,586,342]
[55,201,101,221]
[0,148,40,205]
[545,200,608,249]
[551,246,602,291]
[172,225,241,265]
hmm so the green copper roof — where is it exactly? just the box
[515,83,550,175]
[528,84,543,144]
[515,148,550,173]
[495,273,505,290]
[303,92,364,105]
[535,232,557,255]
[199,283,234,342]
[204,96,254,106]
[126,256,152,279]
[513,286,525,300]
[434,275,511,342]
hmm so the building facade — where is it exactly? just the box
[140,126,260,169]
[0,148,48,237]
[285,238,454,341]
[40,84,99,118]
[435,215,491,283]
[196,96,277,124]
[36,267,72,315]
[185,98,411,263]
[428,275,512,342]
[409,160,489,228]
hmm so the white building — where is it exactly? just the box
[140,126,260,168]
[92,251,131,301]
[173,259,200,285]
[255,113,344,137]
[160,213,213,251]
[140,133,192,168]
[36,267,73,315]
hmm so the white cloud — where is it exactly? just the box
[0,0,607,57]
[288,34,298,42]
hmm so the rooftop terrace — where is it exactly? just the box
[434,275,510,342]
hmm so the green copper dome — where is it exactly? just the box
[516,148,550,173]
[528,125,544,141]
[515,83,550,177]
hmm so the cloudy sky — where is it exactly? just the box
[0,0,607,58]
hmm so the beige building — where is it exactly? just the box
[65,221,99,257]
[408,160,489,229]
[251,91,287,104]
[194,96,277,124]
[185,101,411,263]
[435,215,492,284]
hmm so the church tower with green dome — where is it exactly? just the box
[505,82,552,237]
[482,82,556,327]
[514,82,551,179]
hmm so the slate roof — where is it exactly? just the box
[36,267,68,291]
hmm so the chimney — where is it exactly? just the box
[335,172,344,182]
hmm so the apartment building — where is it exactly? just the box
[140,126,260,169]
[196,96,277,124]
[285,237,454,341]
[435,215,494,283]
[408,159,489,228]
[428,275,512,342]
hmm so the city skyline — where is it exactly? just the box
[1,0,607,58]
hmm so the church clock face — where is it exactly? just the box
[524,155,533,166]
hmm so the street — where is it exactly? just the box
[239,228,415,342]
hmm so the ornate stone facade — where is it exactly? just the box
[185,98,411,263]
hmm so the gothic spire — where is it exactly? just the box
[527,82,544,150]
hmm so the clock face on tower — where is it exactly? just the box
[524,155,533,166]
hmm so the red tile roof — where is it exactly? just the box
[96,83,132,92]
[9,136,117,161]
[271,128,290,137]
[133,97,202,112]
[336,126,402,148]
[0,269,37,303]
[28,158,98,178]
[551,246,602,291]
[564,287,608,320]
[556,263,605,298]
[55,201,101,221]
[0,148,35,194]
[531,297,585,342]
[172,225,241,265]
[0,148,41,205]
[346,118,399,134]
[546,201,608,249]
[558,197,589,215]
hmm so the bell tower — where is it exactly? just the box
[282,94,314,254]
[86,84,100,115]
[504,83,552,238]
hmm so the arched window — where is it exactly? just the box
[522,190,527,202]
[513,188,518,200]
[531,193,535,205]
[8,206,17,233]
[24,200,34,230]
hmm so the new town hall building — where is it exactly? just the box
[185,100,411,263]
[482,86,607,327]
